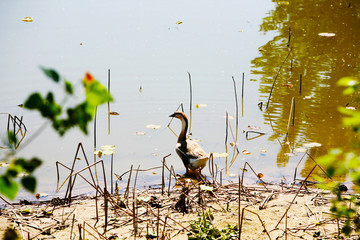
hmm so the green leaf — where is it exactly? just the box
[40,66,60,82]
[28,158,42,173]
[64,80,73,95]
[3,227,19,240]
[21,176,36,193]
[24,93,43,109]
[0,176,19,200]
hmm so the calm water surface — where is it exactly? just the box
[0,0,359,201]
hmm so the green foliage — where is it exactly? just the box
[1,67,112,200]
[23,67,112,135]
[187,210,238,240]
[0,157,41,199]
[40,66,60,83]
[3,227,19,240]
[317,76,360,236]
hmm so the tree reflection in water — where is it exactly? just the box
[251,1,360,178]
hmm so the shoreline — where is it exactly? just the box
[0,182,358,239]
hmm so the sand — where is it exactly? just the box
[0,182,358,240]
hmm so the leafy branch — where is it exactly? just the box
[1,67,112,200]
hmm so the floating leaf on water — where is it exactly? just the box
[303,142,322,148]
[248,125,260,130]
[17,104,23,108]
[21,17,33,22]
[136,131,146,136]
[80,43,83,45]
[318,32,336,37]
[261,149,267,153]
[257,173,264,179]
[109,111,120,115]
[242,150,251,155]
[212,152,230,158]
[277,1,289,5]
[175,21,183,25]
[76,157,81,160]
[102,150,114,155]
[238,30,243,32]
[195,103,208,108]
[152,172,157,175]
[294,147,307,153]
[283,83,293,88]
[101,145,115,150]
[285,152,295,157]
[146,124,161,129]
[200,185,213,191]
[35,193,48,199]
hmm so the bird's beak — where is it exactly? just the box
[169,113,175,118]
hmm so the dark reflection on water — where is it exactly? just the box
[252,1,360,178]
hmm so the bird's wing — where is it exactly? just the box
[185,140,208,159]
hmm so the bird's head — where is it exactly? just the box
[169,111,187,120]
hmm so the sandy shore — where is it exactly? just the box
[0,182,357,240]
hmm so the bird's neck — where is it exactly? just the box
[178,116,188,142]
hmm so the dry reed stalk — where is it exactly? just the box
[108,68,111,135]
[162,159,165,195]
[78,224,82,240]
[188,72,193,135]
[83,221,85,240]
[241,72,245,117]
[157,207,160,240]
[104,188,108,233]
[225,111,229,172]
[285,211,287,240]
[266,48,293,110]
[299,74,302,94]
[133,201,137,239]
[240,162,268,191]
[238,174,241,240]
[275,165,317,229]
[133,165,140,237]
[167,103,184,131]
[288,26,292,46]
[94,107,99,185]
[61,143,96,200]
[70,214,75,239]
[245,130,266,140]
[111,153,114,194]
[286,97,295,137]
[161,216,168,240]
[231,76,239,168]
[239,208,272,239]
[125,165,133,200]
[228,119,240,170]
[84,221,107,240]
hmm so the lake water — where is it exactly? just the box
[0,0,359,201]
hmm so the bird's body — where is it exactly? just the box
[169,112,209,174]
